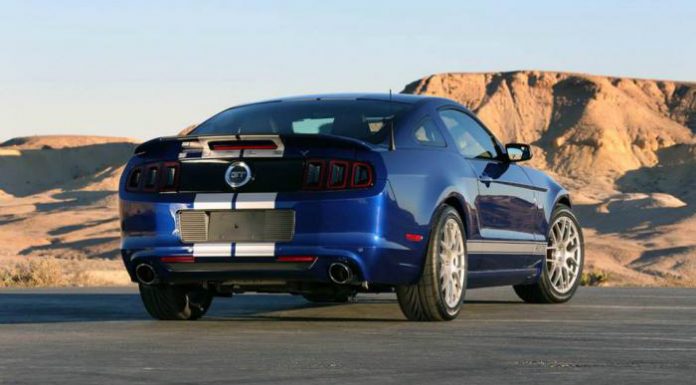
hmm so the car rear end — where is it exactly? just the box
[119,98,425,295]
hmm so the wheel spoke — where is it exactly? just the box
[557,220,564,240]
[440,240,449,251]
[552,225,560,243]
[546,256,554,264]
[552,267,562,286]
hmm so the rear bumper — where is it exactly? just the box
[119,186,429,286]
[125,255,353,287]
[121,244,422,286]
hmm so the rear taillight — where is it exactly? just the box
[327,160,349,189]
[126,161,180,193]
[351,162,373,188]
[303,160,325,190]
[127,167,142,190]
[302,159,374,190]
[160,162,180,192]
[143,165,160,191]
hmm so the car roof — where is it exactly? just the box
[239,93,454,107]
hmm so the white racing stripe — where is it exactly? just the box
[234,242,276,257]
[191,192,279,258]
[466,241,547,255]
[193,193,234,209]
[193,243,232,257]
[234,192,278,257]
[192,193,233,257]
[235,192,278,209]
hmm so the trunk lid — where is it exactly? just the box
[132,134,381,194]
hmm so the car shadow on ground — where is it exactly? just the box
[0,292,522,324]
[0,293,396,324]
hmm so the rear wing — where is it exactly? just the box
[134,134,378,159]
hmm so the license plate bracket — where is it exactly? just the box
[179,209,295,243]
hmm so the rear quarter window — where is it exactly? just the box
[413,117,446,147]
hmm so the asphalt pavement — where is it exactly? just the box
[0,286,694,384]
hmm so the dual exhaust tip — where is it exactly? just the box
[136,261,354,286]
[135,263,158,285]
[328,262,353,285]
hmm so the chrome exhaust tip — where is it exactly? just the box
[328,263,353,285]
[135,263,158,285]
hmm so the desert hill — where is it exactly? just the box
[0,136,137,197]
[0,136,138,286]
[403,71,696,286]
[1,135,137,150]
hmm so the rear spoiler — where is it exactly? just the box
[134,134,377,158]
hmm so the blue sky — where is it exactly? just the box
[1,0,693,141]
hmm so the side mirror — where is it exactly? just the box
[505,143,532,162]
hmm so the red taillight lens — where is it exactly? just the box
[209,140,277,151]
[126,161,180,193]
[302,160,325,190]
[126,167,143,191]
[143,165,160,191]
[160,162,180,192]
[327,160,349,189]
[351,162,373,188]
[302,159,374,191]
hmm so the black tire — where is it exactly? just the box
[396,205,467,321]
[302,291,352,303]
[513,205,584,303]
[139,284,213,320]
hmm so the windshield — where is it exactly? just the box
[190,99,412,144]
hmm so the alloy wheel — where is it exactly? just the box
[546,216,582,293]
[438,218,466,308]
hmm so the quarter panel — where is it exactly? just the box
[381,148,479,233]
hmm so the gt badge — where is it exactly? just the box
[225,161,252,188]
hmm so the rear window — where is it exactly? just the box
[190,100,411,144]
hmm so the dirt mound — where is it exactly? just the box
[0,189,13,200]
[404,71,696,286]
[0,136,138,286]
[1,135,138,150]
[0,140,136,197]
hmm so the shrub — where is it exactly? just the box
[0,259,66,287]
[581,270,609,286]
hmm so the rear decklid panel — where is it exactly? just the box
[122,134,387,195]
[179,159,305,193]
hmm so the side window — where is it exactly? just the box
[438,109,499,159]
[413,117,446,147]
